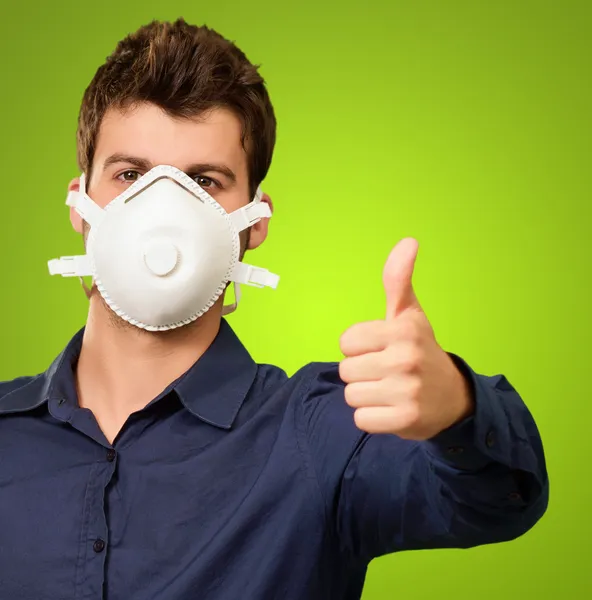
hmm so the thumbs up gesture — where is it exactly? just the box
[338,238,474,440]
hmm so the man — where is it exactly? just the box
[0,18,548,600]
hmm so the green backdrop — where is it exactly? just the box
[0,0,590,598]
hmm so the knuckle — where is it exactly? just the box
[384,344,423,374]
[406,375,423,399]
[402,403,421,428]
[401,346,423,372]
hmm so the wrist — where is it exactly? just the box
[448,353,476,424]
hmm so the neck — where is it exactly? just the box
[75,293,223,442]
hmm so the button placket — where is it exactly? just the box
[76,449,117,598]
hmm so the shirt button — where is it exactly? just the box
[93,538,106,553]
[106,449,116,462]
[485,430,495,448]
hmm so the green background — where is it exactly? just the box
[0,0,590,598]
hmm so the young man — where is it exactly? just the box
[0,18,548,600]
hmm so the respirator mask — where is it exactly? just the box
[48,165,279,331]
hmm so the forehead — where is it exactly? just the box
[93,103,247,173]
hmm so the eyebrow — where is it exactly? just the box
[102,153,237,183]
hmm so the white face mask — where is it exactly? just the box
[48,165,279,331]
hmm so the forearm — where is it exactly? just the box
[421,354,548,542]
[335,357,548,558]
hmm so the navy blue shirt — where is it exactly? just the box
[0,320,548,599]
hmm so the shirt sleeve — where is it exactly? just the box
[294,357,549,562]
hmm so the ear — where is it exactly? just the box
[68,177,84,234]
[247,193,272,250]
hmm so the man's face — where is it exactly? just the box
[70,102,270,254]
[68,102,271,329]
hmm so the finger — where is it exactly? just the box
[383,238,421,319]
[339,321,391,357]
[353,407,400,434]
[353,405,420,435]
[344,381,396,408]
[339,341,424,383]
[339,352,386,383]
[345,373,422,407]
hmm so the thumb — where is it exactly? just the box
[383,237,421,319]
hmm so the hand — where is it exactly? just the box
[338,238,474,440]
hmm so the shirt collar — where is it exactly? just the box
[174,319,258,429]
[0,328,82,415]
[0,319,258,430]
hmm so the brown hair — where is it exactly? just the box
[76,18,276,195]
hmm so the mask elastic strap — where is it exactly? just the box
[68,195,105,229]
[67,174,95,300]
[222,258,280,316]
[79,277,92,299]
[65,173,87,208]
[223,186,267,316]
[222,282,242,316]
[230,262,280,289]
[230,201,271,233]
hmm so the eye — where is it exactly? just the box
[194,175,217,189]
[117,169,142,183]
